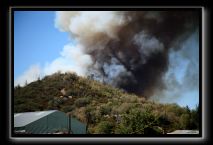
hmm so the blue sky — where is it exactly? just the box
[14,11,69,79]
[14,11,199,109]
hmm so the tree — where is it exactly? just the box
[115,108,160,134]
[180,114,190,129]
[25,80,28,86]
[15,84,21,90]
[189,104,199,129]
[185,105,191,115]
[87,74,95,80]
[157,114,171,134]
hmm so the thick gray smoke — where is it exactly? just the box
[55,11,199,98]
[150,30,199,104]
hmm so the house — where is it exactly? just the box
[14,110,86,134]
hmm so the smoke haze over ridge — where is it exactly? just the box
[55,11,199,100]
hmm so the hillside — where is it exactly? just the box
[14,72,199,134]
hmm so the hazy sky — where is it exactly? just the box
[14,11,199,109]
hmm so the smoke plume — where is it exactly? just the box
[55,11,199,98]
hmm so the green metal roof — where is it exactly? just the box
[14,110,57,127]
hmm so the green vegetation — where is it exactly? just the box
[115,108,160,134]
[14,72,199,134]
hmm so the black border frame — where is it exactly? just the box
[0,2,210,144]
[10,6,203,138]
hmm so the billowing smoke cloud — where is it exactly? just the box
[43,43,92,76]
[151,30,199,107]
[15,65,41,86]
[15,44,92,87]
[55,11,199,98]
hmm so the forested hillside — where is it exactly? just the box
[14,72,199,134]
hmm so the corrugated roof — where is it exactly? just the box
[167,130,199,134]
[14,110,57,127]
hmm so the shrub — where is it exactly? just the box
[85,106,96,124]
[61,105,75,113]
[144,126,164,135]
[95,121,114,134]
[100,105,111,115]
[156,114,171,133]
[74,98,90,107]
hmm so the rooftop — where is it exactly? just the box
[167,130,199,134]
[14,110,57,127]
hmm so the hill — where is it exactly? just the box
[14,72,199,134]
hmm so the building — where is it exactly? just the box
[14,110,86,134]
[167,130,199,134]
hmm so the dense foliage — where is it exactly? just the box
[14,72,199,134]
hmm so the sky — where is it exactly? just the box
[14,11,199,109]
[14,11,69,79]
